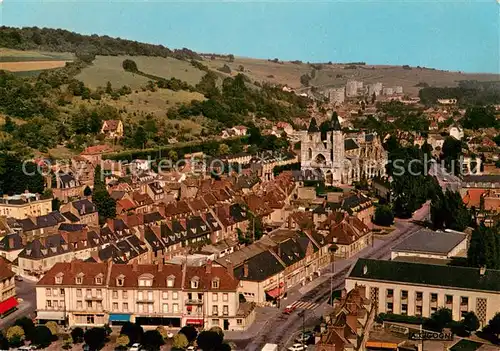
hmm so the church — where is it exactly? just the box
[300,113,387,185]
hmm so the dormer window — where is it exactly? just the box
[138,273,154,287]
[191,276,199,289]
[212,278,219,289]
[116,274,125,287]
[95,274,104,285]
[167,275,175,288]
[75,272,84,285]
[55,273,64,285]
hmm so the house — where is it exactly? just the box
[60,199,98,226]
[100,120,124,139]
[346,258,500,325]
[0,233,24,262]
[71,156,95,186]
[449,126,464,140]
[80,145,113,165]
[0,192,52,220]
[231,126,248,136]
[51,173,84,203]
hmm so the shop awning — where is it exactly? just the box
[0,297,18,315]
[109,314,131,322]
[186,319,204,326]
[266,283,285,298]
[36,311,65,321]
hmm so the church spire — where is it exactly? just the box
[308,117,320,133]
[330,111,341,131]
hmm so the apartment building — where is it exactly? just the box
[346,258,500,326]
[0,193,52,219]
[36,260,255,331]
[0,259,17,317]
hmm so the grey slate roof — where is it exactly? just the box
[392,228,467,255]
[344,139,359,151]
[348,258,500,293]
[463,175,500,184]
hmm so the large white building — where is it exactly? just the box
[346,258,500,326]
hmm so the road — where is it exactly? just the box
[232,203,430,351]
[0,279,37,330]
[429,160,461,192]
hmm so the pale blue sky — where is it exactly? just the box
[1,0,499,73]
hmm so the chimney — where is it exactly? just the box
[243,262,249,278]
[225,259,234,279]
[132,261,138,272]
[480,267,486,276]
[205,260,212,274]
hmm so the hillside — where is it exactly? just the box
[0,26,499,160]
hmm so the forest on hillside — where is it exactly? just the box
[0,26,201,61]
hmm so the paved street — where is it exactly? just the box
[226,203,431,351]
[0,278,37,330]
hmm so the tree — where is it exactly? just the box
[425,308,452,332]
[92,165,116,223]
[228,54,235,62]
[484,312,500,340]
[196,330,223,351]
[120,322,144,345]
[371,92,376,104]
[71,327,84,343]
[142,330,164,351]
[431,189,472,231]
[172,333,189,350]
[31,325,53,348]
[116,335,130,350]
[62,335,73,350]
[122,59,139,73]
[84,327,107,351]
[105,81,113,94]
[218,143,230,156]
[0,331,9,350]
[467,225,500,269]
[179,326,197,343]
[14,316,35,340]
[84,185,92,196]
[3,116,16,133]
[238,65,244,72]
[167,150,178,162]
[45,321,59,336]
[373,205,394,226]
[6,325,24,347]
[156,326,168,339]
[133,126,147,149]
[462,311,480,334]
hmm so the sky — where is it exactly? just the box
[0,0,499,73]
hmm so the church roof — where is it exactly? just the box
[308,118,320,133]
[345,139,359,150]
[330,112,342,131]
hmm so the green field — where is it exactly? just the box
[0,48,74,62]
[75,55,206,90]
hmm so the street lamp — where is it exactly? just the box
[328,241,338,305]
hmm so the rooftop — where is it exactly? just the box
[392,228,467,255]
[348,258,500,293]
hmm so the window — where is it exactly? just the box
[461,297,469,306]
[123,303,128,312]
[60,288,65,296]
[76,276,83,284]
[237,319,243,325]
[95,276,103,285]
[167,278,174,288]
[77,289,82,297]
[77,301,83,309]
[87,301,92,308]
[55,276,63,284]
[416,306,423,316]
[401,304,408,315]
[191,279,199,289]
[123,291,128,299]
[117,277,124,286]
[416,292,423,301]
[212,279,219,289]
[46,300,52,308]
[46,288,51,297]
[86,289,92,297]
[386,289,394,298]
[386,302,393,313]
[173,292,178,300]
[431,293,438,302]
[446,295,453,304]
[87,315,94,324]
[113,291,118,299]
[113,302,118,311]
[223,293,228,302]
[212,319,219,325]
[162,291,168,300]
[213,293,218,302]
[53,301,58,308]
[52,289,58,296]
[163,303,169,313]
[212,306,218,316]
[148,291,153,301]
[96,289,102,297]
[223,305,229,316]
[138,291,144,300]
[401,290,408,300]
[173,303,179,313]
[148,304,153,313]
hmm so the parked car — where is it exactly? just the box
[16,347,36,351]
[288,344,307,351]
[129,344,141,351]
[283,305,296,314]
[186,347,196,351]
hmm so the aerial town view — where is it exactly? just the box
[0,1,499,351]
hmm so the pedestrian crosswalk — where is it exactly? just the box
[289,300,319,310]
